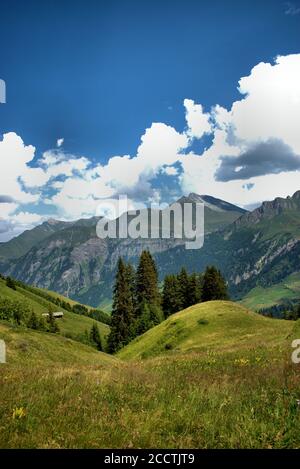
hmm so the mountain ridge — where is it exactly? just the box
[1,191,300,307]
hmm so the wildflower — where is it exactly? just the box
[12,407,26,419]
[234,358,249,367]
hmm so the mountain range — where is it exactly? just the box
[0,191,300,308]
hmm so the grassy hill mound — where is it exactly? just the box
[118,301,293,360]
[0,278,109,345]
[0,322,116,367]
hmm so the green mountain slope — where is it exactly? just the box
[0,322,116,367]
[0,278,109,343]
[240,272,300,311]
[0,219,70,260]
[118,301,292,360]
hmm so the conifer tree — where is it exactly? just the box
[126,262,136,316]
[202,266,228,302]
[90,323,103,351]
[187,273,202,306]
[107,257,135,353]
[134,302,151,336]
[162,274,182,317]
[135,250,161,312]
[177,267,190,309]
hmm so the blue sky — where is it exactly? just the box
[0,0,300,239]
[0,0,299,159]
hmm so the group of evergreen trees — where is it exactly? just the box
[162,268,202,317]
[108,250,229,353]
[284,303,300,321]
[162,265,228,318]
[107,251,163,353]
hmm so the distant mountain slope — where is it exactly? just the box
[240,272,300,311]
[154,190,300,299]
[118,300,292,360]
[0,218,70,260]
[0,194,245,306]
[0,277,110,344]
[177,193,246,233]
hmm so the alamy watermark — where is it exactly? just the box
[291,339,300,364]
[0,339,6,363]
[0,79,6,104]
[96,195,205,250]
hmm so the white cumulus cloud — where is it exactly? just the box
[1,53,300,238]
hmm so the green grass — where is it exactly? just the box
[118,301,292,360]
[241,272,300,310]
[1,300,300,448]
[0,322,117,367]
[0,278,109,344]
[98,297,113,313]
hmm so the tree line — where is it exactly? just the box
[108,250,228,353]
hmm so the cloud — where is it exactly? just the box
[184,98,211,139]
[285,2,300,15]
[0,195,15,203]
[0,212,43,242]
[57,138,64,147]
[10,211,43,225]
[162,166,178,176]
[0,132,44,202]
[179,53,300,206]
[230,54,300,154]
[215,139,300,181]
[48,122,189,218]
[243,183,255,191]
[1,53,300,239]
[0,219,12,234]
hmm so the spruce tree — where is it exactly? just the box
[90,323,103,351]
[126,262,136,316]
[135,250,161,312]
[202,266,229,302]
[177,267,190,309]
[134,302,151,336]
[162,274,182,317]
[107,258,135,353]
[187,273,202,306]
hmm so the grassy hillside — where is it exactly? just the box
[118,301,292,360]
[1,300,300,448]
[0,278,109,344]
[0,322,117,367]
[241,272,300,310]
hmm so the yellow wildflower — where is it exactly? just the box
[12,407,26,419]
